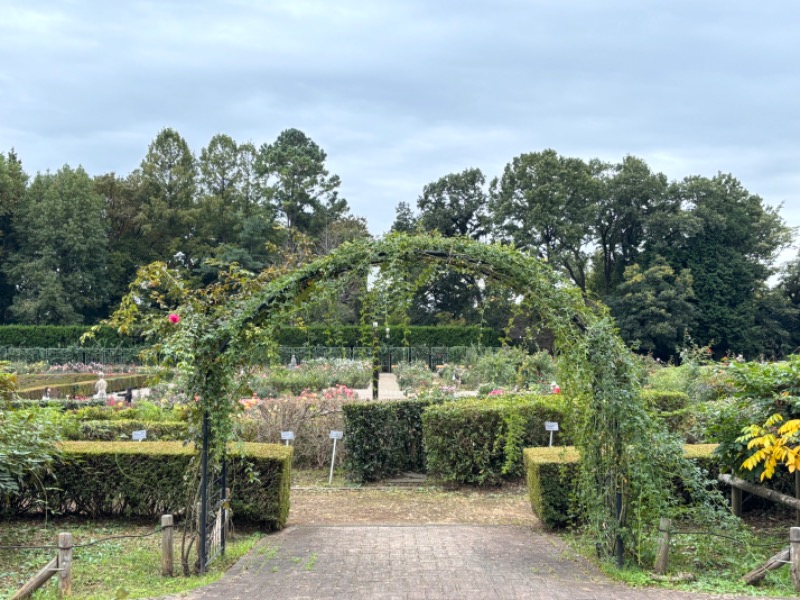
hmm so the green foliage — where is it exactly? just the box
[255,128,347,237]
[60,419,188,441]
[4,165,111,324]
[103,233,668,564]
[251,359,370,396]
[0,519,262,600]
[524,444,723,531]
[0,360,15,401]
[570,319,723,563]
[610,257,695,360]
[641,389,690,434]
[523,447,579,529]
[712,355,800,480]
[15,373,149,400]
[0,325,136,346]
[455,346,554,389]
[342,399,431,482]
[0,407,62,495]
[273,325,502,346]
[422,393,571,485]
[2,441,292,530]
[490,149,596,292]
[588,155,670,297]
[9,398,107,410]
[393,361,438,392]
[646,173,791,357]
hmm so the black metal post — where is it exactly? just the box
[615,491,623,568]
[372,325,379,400]
[199,411,210,573]
[220,458,227,557]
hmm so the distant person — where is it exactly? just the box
[124,387,133,405]
[42,387,51,400]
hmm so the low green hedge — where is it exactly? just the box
[523,444,720,529]
[274,326,504,347]
[0,325,136,347]
[16,374,149,400]
[642,389,691,434]
[9,398,106,410]
[422,393,571,485]
[523,447,580,529]
[2,441,292,531]
[61,419,188,441]
[0,325,504,348]
[343,400,431,482]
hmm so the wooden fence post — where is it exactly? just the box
[791,527,800,591]
[653,517,672,575]
[795,472,800,526]
[10,557,58,599]
[161,514,174,577]
[57,532,73,597]
[731,486,743,517]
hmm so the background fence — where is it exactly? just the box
[0,345,504,368]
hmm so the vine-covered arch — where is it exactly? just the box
[122,234,686,563]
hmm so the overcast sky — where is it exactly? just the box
[2,1,798,260]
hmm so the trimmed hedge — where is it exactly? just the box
[0,325,503,348]
[275,326,503,347]
[0,325,137,347]
[16,374,150,400]
[422,394,571,485]
[9,398,106,410]
[1,442,292,531]
[523,447,580,529]
[343,400,431,482]
[61,419,188,441]
[523,444,720,529]
[641,389,691,434]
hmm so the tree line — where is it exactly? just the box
[0,130,798,359]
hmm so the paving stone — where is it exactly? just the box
[158,525,797,600]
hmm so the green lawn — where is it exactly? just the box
[0,517,261,599]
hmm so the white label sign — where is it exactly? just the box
[132,430,147,441]
[544,421,559,432]
[329,430,343,440]
[280,431,295,441]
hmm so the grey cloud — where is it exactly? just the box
[0,0,798,247]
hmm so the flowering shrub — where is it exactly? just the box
[396,349,557,395]
[394,361,438,392]
[237,385,364,467]
[250,359,370,396]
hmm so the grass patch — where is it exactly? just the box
[0,517,261,599]
[563,506,797,597]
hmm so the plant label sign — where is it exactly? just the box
[328,431,343,484]
[132,430,147,441]
[544,422,558,447]
[280,431,295,440]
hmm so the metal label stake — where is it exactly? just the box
[329,431,343,484]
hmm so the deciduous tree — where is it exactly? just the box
[5,166,110,324]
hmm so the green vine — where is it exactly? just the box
[100,233,701,564]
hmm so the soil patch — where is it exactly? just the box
[289,482,539,527]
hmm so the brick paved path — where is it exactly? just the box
[168,525,788,600]
[161,374,789,599]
